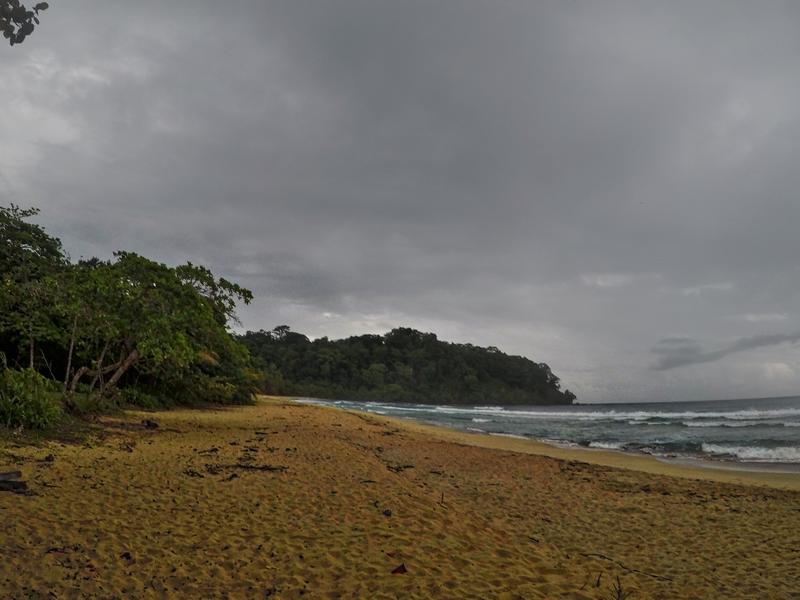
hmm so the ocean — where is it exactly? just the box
[298,395,800,468]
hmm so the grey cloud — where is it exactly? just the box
[654,332,800,370]
[3,1,800,401]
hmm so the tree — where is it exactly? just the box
[1,1,48,45]
[0,205,66,369]
[66,252,254,403]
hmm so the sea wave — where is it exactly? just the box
[408,405,800,423]
[701,444,800,462]
[683,420,766,428]
[588,441,626,450]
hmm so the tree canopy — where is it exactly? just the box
[0,205,258,423]
[240,326,575,405]
[1,1,48,45]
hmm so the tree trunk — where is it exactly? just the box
[88,342,109,394]
[62,315,78,394]
[70,366,89,393]
[69,358,125,394]
[28,327,34,370]
[105,348,140,391]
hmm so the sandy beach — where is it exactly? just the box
[1,397,799,599]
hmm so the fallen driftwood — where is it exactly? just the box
[228,463,288,472]
[0,480,27,492]
[387,464,414,473]
[0,471,27,493]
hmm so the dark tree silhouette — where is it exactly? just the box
[1,1,48,45]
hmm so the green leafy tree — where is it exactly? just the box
[1,1,48,46]
[0,205,67,368]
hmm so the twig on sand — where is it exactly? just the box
[580,552,673,582]
[608,575,635,600]
[221,463,288,472]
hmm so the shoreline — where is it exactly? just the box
[290,397,800,490]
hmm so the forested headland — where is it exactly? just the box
[240,327,575,405]
[1,205,573,430]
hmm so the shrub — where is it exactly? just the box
[119,387,166,410]
[0,368,62,429]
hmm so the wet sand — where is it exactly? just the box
[1,397,799,599]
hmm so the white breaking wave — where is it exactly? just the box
[684,420,766,428]
[416,404,800,423]
[702,444,800,462]
[472,418,491,423]
[588,441,626,450]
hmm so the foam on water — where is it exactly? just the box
[702,444,800,462]
[299,395,800,464]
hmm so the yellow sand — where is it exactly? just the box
[1,397,799,599]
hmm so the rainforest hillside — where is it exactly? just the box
[240,326,575,405]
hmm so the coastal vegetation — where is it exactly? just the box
[240,326,575,405]
[0,204,258,428]
[0,204,572,429]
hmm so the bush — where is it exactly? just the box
[0,368,62,429]
[119,387,167,410]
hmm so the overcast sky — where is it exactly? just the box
[3,1,800,402]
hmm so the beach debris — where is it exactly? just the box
[581,552,673,582]
[43,454,55,463]
[46,544,82,554]
[387,464,414,473]
[391,563,407,574]
[608,575,634,600]
[0,471,27,493]
[197,446,220,455]
[359,479,377,484]
[183,468,205,478]
[222,473,239,482]
[119,441,136,452]
[216,462,288,473]
[120,551,134,563]
[382,509,392,517]
[142,419,159,429]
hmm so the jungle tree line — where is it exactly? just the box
[240,326,575,405]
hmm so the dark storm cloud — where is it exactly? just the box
[3,1,800,400]
[654,333,800,370]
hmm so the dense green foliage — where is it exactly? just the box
[0,367,61,428]
[0,205,257,427]
[240,326,575,405]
